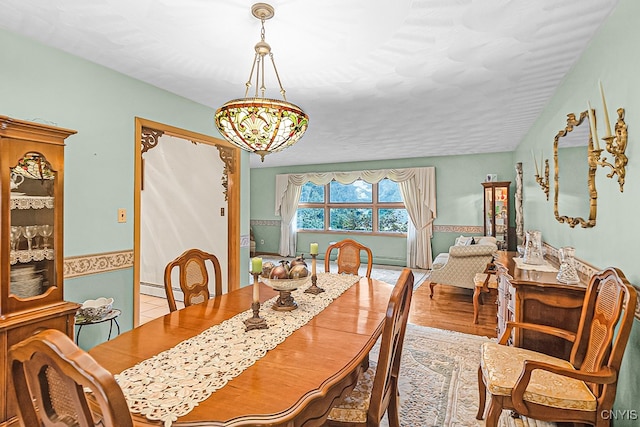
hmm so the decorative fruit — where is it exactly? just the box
[290,254,307,268]
[269,260,290,279]
[261,261,275,278]
[289,264,309,279]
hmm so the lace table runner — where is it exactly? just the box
[115,273,359,426]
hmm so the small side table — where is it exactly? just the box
[473,273,498,324]
[75,309,121,343]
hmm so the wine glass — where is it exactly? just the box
[23,226,38,251]
[10,226,22,251]
[39,225,53,249]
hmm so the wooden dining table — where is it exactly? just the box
[88,274,393,427]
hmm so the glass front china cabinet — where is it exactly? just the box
[0,116,80,424]
[482,181,511,250]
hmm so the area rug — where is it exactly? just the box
[373,324,556,427]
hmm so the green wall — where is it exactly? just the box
[514,0,639,421]
[250,151,515,264]
[0,28,251,348]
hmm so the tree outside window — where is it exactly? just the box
[297,179,408,234]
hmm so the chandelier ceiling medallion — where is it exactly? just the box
[214,3,308,162]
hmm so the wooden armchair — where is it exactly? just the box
[476,267,637,427]
[324,239,373,278]
[326,268,414,426]
[164,248,222,312]
[8,329,133,427]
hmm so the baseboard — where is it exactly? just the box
[140,282,186,303]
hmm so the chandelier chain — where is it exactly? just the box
[241,15,288,100]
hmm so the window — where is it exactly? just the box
[297,179,408,234]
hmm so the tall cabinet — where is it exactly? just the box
[482,181,511,250]
[0,116,80,424]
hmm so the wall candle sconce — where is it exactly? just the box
[532,150,550,200]
[589,82,628,192]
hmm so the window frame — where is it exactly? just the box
[297,179,408,236]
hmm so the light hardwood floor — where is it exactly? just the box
[409,283,498,338]
[140,270,498,338]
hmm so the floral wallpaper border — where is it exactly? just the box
[250,219,280,227]
[434,225,483,234]
[64,250,133,278]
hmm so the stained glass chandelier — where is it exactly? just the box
[214,3,308,162]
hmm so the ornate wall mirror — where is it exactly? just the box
[553,111,597,228]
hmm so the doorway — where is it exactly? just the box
[133,118,240,326]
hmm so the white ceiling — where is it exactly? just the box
[0,0,618,168]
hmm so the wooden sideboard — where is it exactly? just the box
[494,251,588,360]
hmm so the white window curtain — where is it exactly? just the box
[274,167,436,268]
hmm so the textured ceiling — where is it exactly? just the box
[0,0,618,168]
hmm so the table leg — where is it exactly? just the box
[76,325,83,343]
[473,287,481,324]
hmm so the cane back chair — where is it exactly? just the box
[164,248,222,312]
[8,329,133,427]
[326,268,414,426]
[477,267,637,427]
[324,239,373,278]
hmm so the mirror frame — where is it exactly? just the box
[553,110,597,228]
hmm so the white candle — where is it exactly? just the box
[531,150,539,176]
[588,101,600,150]
[310,242,319,255]
[599,81,612,138]
[540,150,544,174]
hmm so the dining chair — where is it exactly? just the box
[8,329,133,427]
[163,248,222,312]
[325,268,414,427]
[324,239,373,278]
[477,267,637,427]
